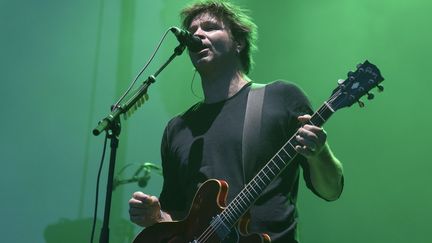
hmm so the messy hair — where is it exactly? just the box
[180,0,258,74]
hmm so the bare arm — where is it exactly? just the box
[295,115,344,201]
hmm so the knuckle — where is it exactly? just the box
[132,191,143,198]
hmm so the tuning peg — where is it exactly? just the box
[367,92,374,100]
[337,79,345,85]
[358,100,365,108]
[377,85,384,92]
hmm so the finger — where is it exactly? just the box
[297,114,312,124]
[132,191,149,201]
[296,135,317,152]
[298,127,319,141]
[295,145,314,157]
[132,192,157,205]
[296,127,320,151]
[147,196,160,205]
[300,126,327,145]
[130,195,159,208]
[302,124,322,132]
[129,197,144,206]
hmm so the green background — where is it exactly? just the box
[1,0,431,242]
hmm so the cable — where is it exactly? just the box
[112,27,172,110]
[90,133,108,243]
[89,26,178,243]
[190,69,202,99]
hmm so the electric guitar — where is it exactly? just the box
[133,60,384,243]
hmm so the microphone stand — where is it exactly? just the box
[92,44,186,243]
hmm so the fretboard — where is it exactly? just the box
[219,102,335,227]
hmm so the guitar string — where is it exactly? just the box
[197,89,345,243]
[196,89,343,243]
[214,89,343,223]
[196,88,344,243]
[202,74,381,241]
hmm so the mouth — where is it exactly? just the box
[198,47,209,54]
[195,48,210,58]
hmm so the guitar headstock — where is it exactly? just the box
[327,60,384,111]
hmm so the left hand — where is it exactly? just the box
[295,114,327,158]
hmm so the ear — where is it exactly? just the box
[235,39,246,53]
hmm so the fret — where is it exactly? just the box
[261,168,272,181]
[242,186,255,202]
[255,175,267,190]
[240,190,252,206]
[309,119,317,126]
[277,148,292,163]
[313,104,334,126]
[264,164,276,177]
[247,183,259,197]
[314,110,326,124]
[223,211,235,225]
[221,103,336,229]
[227,202,240,219]
[251,178,265,194]
[283,140,297,156]
[324,101,335,112]
[222,210,235,226]
[257,171,271,185]
[236,193,248,211]
[286,140,296,150]
[269,159,281,172]
[197,61,384,238]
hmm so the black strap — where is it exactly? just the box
[242,83,266,184]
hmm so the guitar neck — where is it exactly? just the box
[220,102,335,227]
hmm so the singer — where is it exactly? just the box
[129,1,344,242]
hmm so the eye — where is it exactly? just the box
[188,26,197,34]
[202,22,220,31]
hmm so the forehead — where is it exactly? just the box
[188,12,226,28]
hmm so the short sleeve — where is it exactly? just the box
[158,121,187,214]
[276,81,333,200]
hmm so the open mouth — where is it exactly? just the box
[196,48,210,57]
[198,48,209,54]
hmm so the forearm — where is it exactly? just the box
[307,143,344,201]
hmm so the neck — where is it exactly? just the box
[199,67,250,104]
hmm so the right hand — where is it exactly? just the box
[128,191,162,227]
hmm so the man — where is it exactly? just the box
[129,1,344,242]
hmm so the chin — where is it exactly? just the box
[194,61,218,74]
[193,57,212,67]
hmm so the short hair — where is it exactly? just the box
[180,0,258,74]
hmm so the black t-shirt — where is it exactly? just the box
[159,80,318,243]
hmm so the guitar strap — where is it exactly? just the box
[242,82,266,184]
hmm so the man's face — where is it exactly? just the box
[187,12,238,70]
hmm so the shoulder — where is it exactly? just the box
[163,102,201,134]
[263,80,308,97]
[254,80,311,103]
[259,80,313,113]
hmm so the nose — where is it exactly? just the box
[193,27,206,39]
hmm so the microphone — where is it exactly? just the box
[170,27,206,52]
